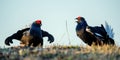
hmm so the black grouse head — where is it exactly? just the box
[75,16,88,31]
[75,16,85,23]
[32,20,42,27]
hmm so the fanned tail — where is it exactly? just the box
[104,21,114,39]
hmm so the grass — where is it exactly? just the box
[0,45,120,60]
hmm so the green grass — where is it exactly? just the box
[0,45,120,60]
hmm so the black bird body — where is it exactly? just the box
[5,19,54,47]
[76,16,115,46]
[5,28,54,47]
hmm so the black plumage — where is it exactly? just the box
[75,16,115,46]
[5,28,54,47]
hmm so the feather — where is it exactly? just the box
[75,16,115,46]
[105,21,114,39]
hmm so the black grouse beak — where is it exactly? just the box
[75,18,78,22]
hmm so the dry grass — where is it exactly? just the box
[0,45,120,60]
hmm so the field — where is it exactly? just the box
[0,45,120,60]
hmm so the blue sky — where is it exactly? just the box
[0,0,120,47]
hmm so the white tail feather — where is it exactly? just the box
[105,21,114,39]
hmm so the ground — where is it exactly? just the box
[0,45,120,60]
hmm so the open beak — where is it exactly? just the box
[75,18,81,23]
[75,18,78,22]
